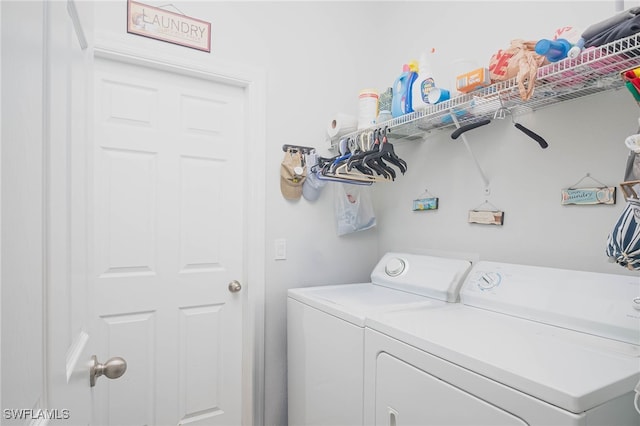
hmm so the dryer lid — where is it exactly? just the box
[371,253,473,302]
[288,283,442,327]
[460,261,640,345]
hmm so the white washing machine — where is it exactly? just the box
[287,252,474,426]
[363,261,640,426]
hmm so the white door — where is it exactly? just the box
[87,54,245,425]
[46,5,264,425]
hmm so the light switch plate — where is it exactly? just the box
[275,238,286,260]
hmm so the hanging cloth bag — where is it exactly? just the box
[606,134,640,271]
[606,197,640,271]
[334,183,376,236]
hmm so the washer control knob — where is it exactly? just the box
[478,272,501,290]
[385,258,406,277]
[633,297,640,311]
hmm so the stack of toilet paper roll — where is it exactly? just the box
[327,113,358,140]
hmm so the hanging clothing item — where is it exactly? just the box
[606,198,640,271]
[280,148,307,201]
[625,150,640,183]
[606,133,640,271]
[624,134,640,187]
[302,152,327,202]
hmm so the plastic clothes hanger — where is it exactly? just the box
[364,128,406,180]
[363,147,395,180]
[346,129,392,179]
[332,160,389,182]
[451,119,491,139]
[450,99,548,149]
[378,127,407,174]
[494,98,548,149]
[329,138,353,173]
[317,138,384,184]
[346,131,378,171]
[332,135,389,183]
[345,132,375,176]
[315,169,374,185]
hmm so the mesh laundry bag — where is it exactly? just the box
[606,197,640,271]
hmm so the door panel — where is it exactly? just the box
[178,304,223,418]
[96,312,156,426]
[92,56,244,426]
[97,147,157,277]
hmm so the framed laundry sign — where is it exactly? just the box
[127,0,212,52]
[561,173,616,205]
[561,187,616,205]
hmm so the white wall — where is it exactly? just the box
[262,2,640,424]
[1,0,45,419]
[370,1,640,275]
[1,0,3,414]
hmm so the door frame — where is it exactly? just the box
[50,34,267,424]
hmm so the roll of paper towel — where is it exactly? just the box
[327,113,358,139]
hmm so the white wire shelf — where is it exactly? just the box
[332,32,640,146]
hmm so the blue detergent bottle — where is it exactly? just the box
[391,63,418,118]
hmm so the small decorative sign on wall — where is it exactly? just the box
[413,197,439,211]
[412,189,439,211]
[561,173,616,206]
[127,0,211,52]
[560,187,616,205]
[468,210,505,225]
[468,200,504,225]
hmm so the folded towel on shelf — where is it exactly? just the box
[584,11,640,47]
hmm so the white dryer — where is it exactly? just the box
[287,252,473,426]
[364,261,640,426]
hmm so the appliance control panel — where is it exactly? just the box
[370,252,472,302]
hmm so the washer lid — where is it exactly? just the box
[288,283,443,327]
[371,253,473,302]
[365,304,640,414]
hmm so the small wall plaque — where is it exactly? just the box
[468,210,504,225]
[127,0,212,52]
[560,187,616,205]
[413,197,439,211]
[412,189,439,211]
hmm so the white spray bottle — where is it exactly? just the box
[411,49,437,112]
